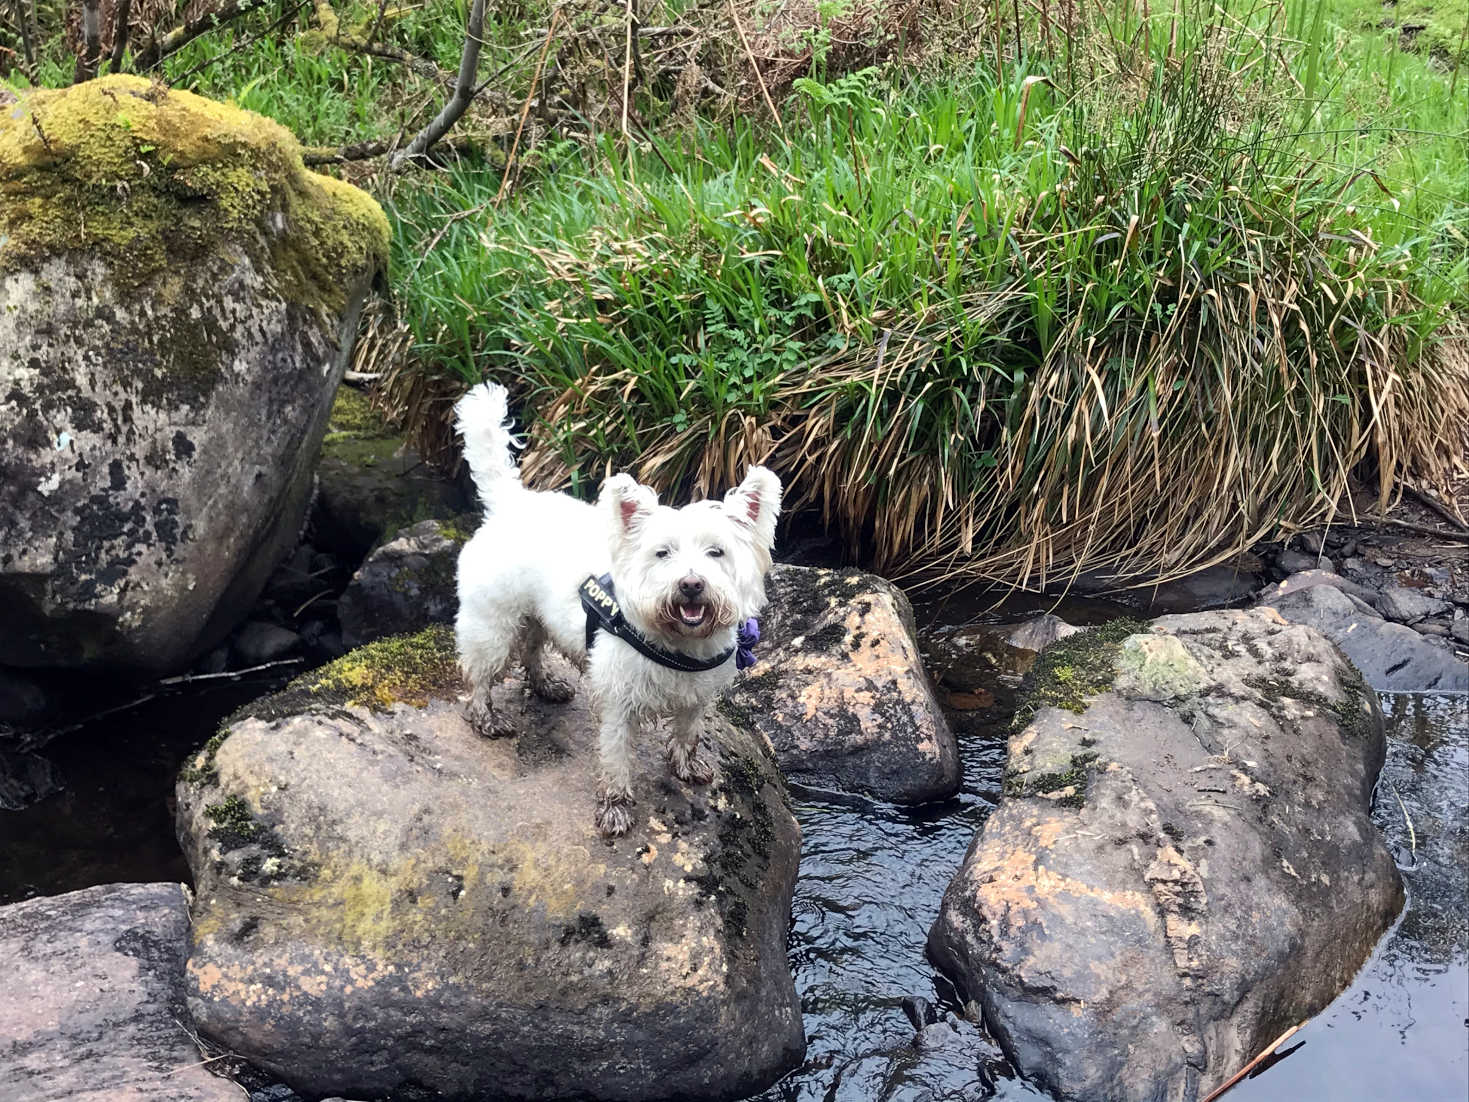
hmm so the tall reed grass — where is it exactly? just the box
[384,0,1467,586]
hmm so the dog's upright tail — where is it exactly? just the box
[455,381,522,513]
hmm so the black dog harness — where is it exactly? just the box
[579,574,758,673]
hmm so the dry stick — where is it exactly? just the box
[1200,1021,1309,1102]
[494,6,563,205]
[620,0,635,145]
[1370,516,1469,543]
[726,0,783,134]
[1402,483,1469,531]
[392,0,487,166]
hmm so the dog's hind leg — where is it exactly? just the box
[521,619,575,703]
[594,705,639,837]
[666,705,716,785]
[456,607,519,739]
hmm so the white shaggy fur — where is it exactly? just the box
[453,381,781,836]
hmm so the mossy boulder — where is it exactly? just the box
[175,627,805,1100]
[723,564,959,803]
[0,76,388,673]
[928,609,1402,1102]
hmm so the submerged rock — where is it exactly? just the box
[927,610,1403,1102]
[0,76,388,674]
[337,517,469,648]
[0,882,237,1101]
[724,565,959,803]
[176,627,804,1101]
[1262,583,1467,692]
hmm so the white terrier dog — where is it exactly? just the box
[453,382,781,837]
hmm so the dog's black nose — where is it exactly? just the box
[679,576,705,598]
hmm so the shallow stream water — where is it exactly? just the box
[1,639,1464,1101]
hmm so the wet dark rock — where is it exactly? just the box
[1452,611,1469,645]
[1264,569,1379,606]
[928,610,1403,1102]
[1276,549,1332,575]
[337,518,468,648]
[1264,584,1467,692]
[231,622,302,665]
[1136,560,1263,614]
[1297,531,1326,554]
[723,565,959,804]
[0,668,53,728]
[0,80,387,676]
[176,628,804,1101]
[310,390,469,561]
[0,749,62,811]
[0,882,238,1100]
[1375,583,1451,624]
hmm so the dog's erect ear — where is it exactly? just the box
[602,473,657,539]
[723,466,781,552]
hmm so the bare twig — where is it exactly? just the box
[156,658,305,686]
[494,5,563,203]
[1402,483,1468,531]
[1369,516,1469,543]
[392,0,487,166]
[726,0,783,133]
[1199,1021,1309,1102]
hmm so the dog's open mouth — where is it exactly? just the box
[677,603,708,628]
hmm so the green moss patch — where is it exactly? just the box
[0,75,388,312]
[296,625,461,712]
[1012,619,1149,731]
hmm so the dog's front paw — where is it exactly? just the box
[668,740,716,785]
[529,673,575,703]
[466,697,517,739]
[594,789,635,837]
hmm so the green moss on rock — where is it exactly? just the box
[293,625,461,713]
[1012,618,1148,731]
[0,75,389,312]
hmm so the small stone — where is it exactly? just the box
[1373,556,1396,568]
[1005,613,1082,653]
[1414,621,1451,638]
[1276,550,1333,575]
[1376,584,1451,625]
[231,621,302,665]
[1298,531,1326,553]
[1451,613,1469,646]
[1342,557,1368,576]
[197,647,230,675]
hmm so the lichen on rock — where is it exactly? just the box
[0,74,388,313]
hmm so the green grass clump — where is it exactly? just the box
[388,0,1468,585]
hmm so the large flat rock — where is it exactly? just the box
[0,882,238,1101]
[176,627,804,1100]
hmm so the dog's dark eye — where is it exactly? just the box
[655,548,670,559]
[707,547,724,558]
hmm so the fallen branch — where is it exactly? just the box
[303,129,501,165]
[1402,483,1468,531]
[107,0,134,71]
[1200,1020,1309,1102]
[1370,516,1469,543]
[391,0,487,166]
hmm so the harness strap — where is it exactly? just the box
[579,574,738,674]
